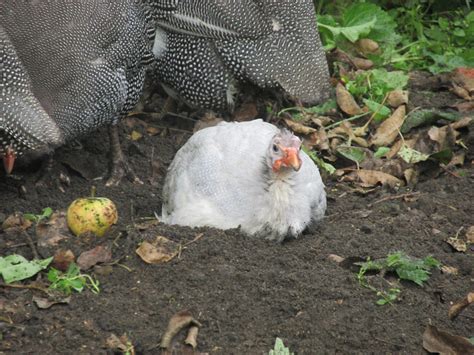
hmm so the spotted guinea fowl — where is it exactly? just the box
[148,0,331,111]
[161,120,327,242]
[0,0,154,183]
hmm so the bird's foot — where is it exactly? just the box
[105,124,143,187]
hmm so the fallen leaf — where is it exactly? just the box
[130,130,142,141]
[36,211,69,249]
[448,292,474,320]
[452,67,474,94]
[398,145,429,164]
[77,245,112,270]
[451,83,471,100]
[370,105,406,147]
[422,324,474,354]
[328,254,345,263]
[146,126,160,136]
[387,90,409,108]
[185,325,200,349]
[356,38,380,55]
[306,128,330,151]
[161,310,202,349]
[466,226,474,244]
[440,265,458,275]
[136,236,179,264]
[33,295,71,309]
[428,125,456,151]
[446,237,467,252]
[2,213,32,232]
[352,57,373,70]
[343,169,403,188]
[452,101,474,113]
[106,333,135,355]
[52,249,75,272]
[336,83,363,116]
[451,116,473,130]
[284,118,317,135]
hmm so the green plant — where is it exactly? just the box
[23,207,53,224]
[48,263,100,295]
[269,338,294,355]
[356,252,440,305]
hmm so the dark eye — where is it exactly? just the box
[272,144,279,153]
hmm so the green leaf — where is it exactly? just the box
[337,146,366,164]
[374,147,390,158]
[0,255,53,284]
[269,338,293,355]
[398,146,430,164]
[430,149,453,165]
[363,99,391,122]
[401,109,462,133]
[304,148,336,175]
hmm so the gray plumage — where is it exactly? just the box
[161,119,327,242]
[0,0,154,165]
[149,0,331,111]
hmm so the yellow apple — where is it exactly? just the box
[66,188,118,237]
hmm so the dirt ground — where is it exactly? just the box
[0,86,473,354]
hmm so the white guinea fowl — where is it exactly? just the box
[161,119,326,242]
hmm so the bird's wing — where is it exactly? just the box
[162,120,277,221]
[148,0,273,39]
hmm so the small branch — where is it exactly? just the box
[0,283,49,294]
[368,192,421,207]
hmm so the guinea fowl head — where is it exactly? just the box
[268,129,302,173]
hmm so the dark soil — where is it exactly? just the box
[0,93,473,354]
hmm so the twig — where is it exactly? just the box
[0,283,49,294]
[24,232,39,260]
[6,242,29,249]
[368,192,421,207]
[183,233,204,247]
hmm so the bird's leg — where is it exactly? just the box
[106,124,143,186]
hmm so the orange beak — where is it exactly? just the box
[273,147,302,172]
[3,147,16,174]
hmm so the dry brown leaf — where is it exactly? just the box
[136,236,179,264]
[336,82,363,116]
[311,116,333,127]
[452,67,474,94]
[356,38,380,55]
[2,213,32,231]
[161,310,202,349]
[370,105,406,147]
[33,295,71,309]
[447,153,465,167]
[403,168,419,185]
[306,128,330,151]
[327,254,345,263]
[422,324,474,354]
[428,125,456,150]
[36,211,69,248]
[448,292,474,320]
[466,226,474,244]
[452,101,474,113]
[146,126,160,136]
[352,57,373,70]
[451,83,471,100]
[184,326,200,349]
[52,249,75,272]
[106,333,135,355]
[451,116,473,129]
[387,90,409,108]
[77,245,112,270]
[344,169,403,188]
[446,237,467,252]
[284,118,317,135]
[440,265,458,275]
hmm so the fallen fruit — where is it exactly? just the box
[66,187,118,237]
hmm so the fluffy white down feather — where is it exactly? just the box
[161,119,326,242]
